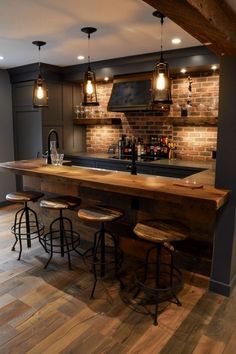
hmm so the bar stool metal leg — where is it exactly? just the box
[42,198,81,270]
[25,203,31,248]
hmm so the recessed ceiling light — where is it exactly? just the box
[172,38,181,45]
[77,55,85,60]
[180,68,187,74]
[0,56,4,60]
[104,76,109,82]
[211,65,217,71]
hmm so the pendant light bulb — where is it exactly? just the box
[32,41,48,108]
[35,74,44,99]
[36,86,44,99]
[156,73,165,90]
[86,80,94,95]
[81,27,99,106]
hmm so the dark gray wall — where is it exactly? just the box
[210,56,236,295]
[0,70,16,200]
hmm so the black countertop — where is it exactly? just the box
[64,152,216,184]
[65,152,215,171]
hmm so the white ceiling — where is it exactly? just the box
[0,0,202,69]
[0,0,234,70]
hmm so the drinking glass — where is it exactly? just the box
[56,153,64,166]
[50,153,64,166]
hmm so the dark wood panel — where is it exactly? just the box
[14,111,42,160]
[42,82,63,126]
[12,82,35,108]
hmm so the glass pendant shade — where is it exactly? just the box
[33,73,48,107]
[32,41,48,108]
[152,12,172,105]
[152,58,172,103]
[82,64,99,106]
[81,27,99,106]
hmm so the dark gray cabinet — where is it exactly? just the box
[9,63,85,163]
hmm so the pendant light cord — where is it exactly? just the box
[38,45,41,73]
[160,15,164,62]
[87,33,91,68]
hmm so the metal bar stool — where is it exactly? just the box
[40,195,81,269]
[78,205,123,298]
[6,191,44,260]
[132,219,189,325]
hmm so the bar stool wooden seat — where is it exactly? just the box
[133,219,189,325]
[40,195,81,269]
[78,205,123,298]
[6,190,44,260]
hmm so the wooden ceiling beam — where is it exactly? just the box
[142,0,236,56]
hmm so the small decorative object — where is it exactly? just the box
[181,106,188,117]
[181,76,193,117]
[74,105,80,119]
[74,104,87,118]
[187,76,193,107]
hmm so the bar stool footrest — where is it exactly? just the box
[42,230,80,254]
[11,221,44,241]
[83,246,123,277]
[135,262,183,302]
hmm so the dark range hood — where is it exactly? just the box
[107,73,169,113]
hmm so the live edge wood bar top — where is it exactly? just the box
[0,159,230,211]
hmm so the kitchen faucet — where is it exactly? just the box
[47,129,59,164]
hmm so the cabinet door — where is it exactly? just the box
[96,160,128,171]
[63,83,86,153]
[14,110,42,160]
[12,82,43,160]
[12,82,34,107]
[136,164,153,175]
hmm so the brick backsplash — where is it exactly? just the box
[82,73,219,161]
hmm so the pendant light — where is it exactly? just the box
[152,11,172,104]
[81,27,99,106]
[32,41,48,108]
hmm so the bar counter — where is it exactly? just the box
[0,159,231,277]
[0,159,229,210]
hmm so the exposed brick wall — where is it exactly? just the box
[173,126,217,161]
[83,73,219,161]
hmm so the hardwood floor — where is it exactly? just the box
[0,204,235,354]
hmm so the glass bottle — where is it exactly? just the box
[50,140,58,165]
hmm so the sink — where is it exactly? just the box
[109,155,160,162]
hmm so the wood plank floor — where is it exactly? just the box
[0,204,235,354]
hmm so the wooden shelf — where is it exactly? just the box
[73,118,122,126]
[73,116,217,127]
[171,116,218,126]
[150,116,218,126]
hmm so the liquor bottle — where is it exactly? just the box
[140,138,145,157]
[137,137,142,157]
[50,141,58,165]
[128,139,132,156]
[162,136,168,158]
[118,138,122,158]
